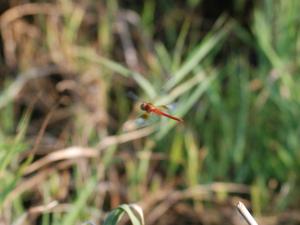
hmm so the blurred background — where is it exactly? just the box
[0,0,300,224]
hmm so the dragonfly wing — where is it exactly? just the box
[135,113,156,126]
[141,113,149,119]
[156,102,178,112]
[157,105,170,111]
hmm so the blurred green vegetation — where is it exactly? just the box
[0,0,300,224]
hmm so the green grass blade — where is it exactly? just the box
[103,204,144,225]
[103,208,124,225]
[164,18,232,90]
[252,11,282,68]
[61,176,97,225]
[75,47,157,99]
[172,17,191,72]
[63,4,85,43]
[155,70,205,106]
[185,130,199,186]
[118,204,144,225]
[156,71,217,140]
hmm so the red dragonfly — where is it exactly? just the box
[140,102,183,123]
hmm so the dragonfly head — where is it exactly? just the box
[140,102,147,111]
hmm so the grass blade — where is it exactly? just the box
[156,71,217,140]
[61,176,97,225]
[164,17,232,90]
[103,204,144,225]
[74,47,157,99]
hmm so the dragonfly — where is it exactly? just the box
[139,102,183,123]
[124,91,183,130]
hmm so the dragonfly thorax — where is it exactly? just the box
[140,102,151,112]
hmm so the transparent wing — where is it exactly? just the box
[156,102,178,113]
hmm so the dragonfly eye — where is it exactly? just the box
[140,103,146,111]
